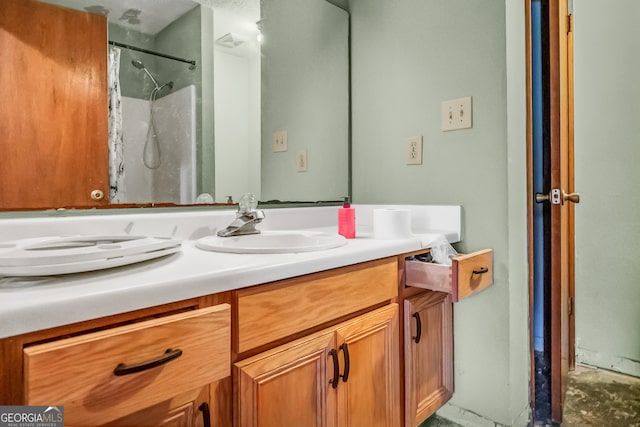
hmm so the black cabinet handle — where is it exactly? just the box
[473,267,489,275]
[412,312,422,344]
[113,348,182,376]
[329,349,339,389]
[199,402,211,427]
[339,343,350,382]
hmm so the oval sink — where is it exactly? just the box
[195,230,347,254]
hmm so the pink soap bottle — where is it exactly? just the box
[338,197,356,239]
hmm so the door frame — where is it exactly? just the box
[527,0,576,422]
[548,0,575,421]
[525,0,536,410]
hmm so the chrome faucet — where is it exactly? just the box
[217,194,265,237]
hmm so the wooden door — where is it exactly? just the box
[0,0,109,210]
[334,304,400,427]
[403,292,453,427]
[235,332,338,427]
[548,0,578,421]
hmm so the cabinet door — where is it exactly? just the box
[404,292,453,427]
[235,332,338,427]
[101,385,211,427]
[335,304,400,427]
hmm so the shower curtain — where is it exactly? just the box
[108,46,125,203]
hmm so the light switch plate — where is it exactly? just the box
[272,130,288,152]
[441,96,472,131]
[406,135,423,165]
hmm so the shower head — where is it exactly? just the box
[131,59,145,69]
[157,81,174,93]
[131,59,161,89]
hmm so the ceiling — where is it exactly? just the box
[39,0,201,34]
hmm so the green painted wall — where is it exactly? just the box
[349,0,529,425]
[155,7,202,94]
[573,0,640,377]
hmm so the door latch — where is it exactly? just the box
[535,188,561,205]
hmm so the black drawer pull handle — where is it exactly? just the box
[113,348,183,376]
[199,402,211,427]
[473,267,489,275]
[412,312,422,344]
[339,343,350,382]
[329,349,339,389]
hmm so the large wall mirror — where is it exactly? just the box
[0,0,349,211]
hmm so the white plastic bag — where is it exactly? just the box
[429,236,458,266]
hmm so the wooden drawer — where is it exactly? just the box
[24,304,231,426]
[235,257,398,353]
[405,249,493,302]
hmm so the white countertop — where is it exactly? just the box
[0,205,461,338]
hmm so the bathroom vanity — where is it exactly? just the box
[0,206,492,426]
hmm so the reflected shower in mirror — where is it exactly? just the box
[105,0,205,205]
[129,59,175,171]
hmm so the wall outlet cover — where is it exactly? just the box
[296,149,308,172]
[406,135,423,165]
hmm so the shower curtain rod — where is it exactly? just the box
[108,40,197,69]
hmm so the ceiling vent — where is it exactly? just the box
[215,32,246,48]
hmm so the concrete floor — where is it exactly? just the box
[420,365,639,427]
[419,414,462,427]
[562,365,640,427]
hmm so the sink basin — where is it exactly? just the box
[195,230,347,254]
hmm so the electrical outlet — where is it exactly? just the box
[296,149,308,172]
[406,135,423,165]
[441,96,472,131]
[272,130,288,152]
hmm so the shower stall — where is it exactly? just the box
[107,6,202,206]
[114,54,197,205]
[130,59,175,170]
[121,83,196,204]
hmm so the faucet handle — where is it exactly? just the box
[238,193,258,213]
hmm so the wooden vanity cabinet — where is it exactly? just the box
[235,330,337,426]
[334,304,400,426]
[399,248,493,426]
[405,249,493,302]
[100,385,212,427]
[233,258,401,427]
[403,292,453,427]
[233,257,398,354]
[235,304,400,427]
[0,248,491,427]
[0,297,231,427]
